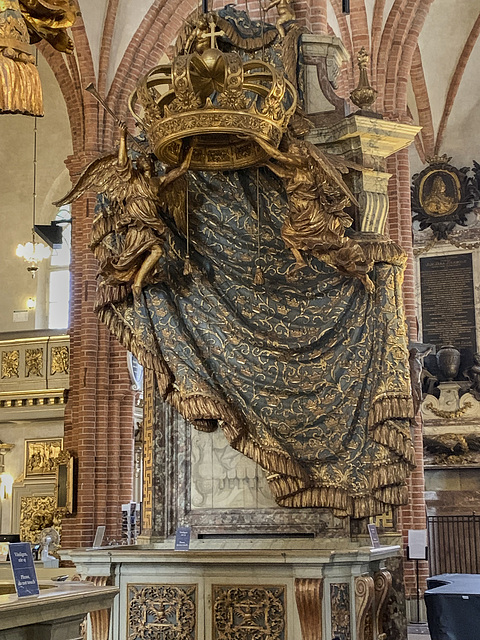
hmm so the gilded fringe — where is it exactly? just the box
[269,478,411,518]
[357,237,407,266]
[371,421,416,466]
[0,52,43,115]
[368,395,414,428]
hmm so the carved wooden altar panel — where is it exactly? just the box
[212,585,286,640]
[127,583,197,640]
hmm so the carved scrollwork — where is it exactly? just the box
[355,575,374,640]
[373,569,392,640]
[213,585,286,640]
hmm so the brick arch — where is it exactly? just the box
[410,45,434,160]
[370,0,386,82]
[375,0,410,110]
[393,0,435,116]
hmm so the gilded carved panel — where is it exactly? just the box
[128,584,197,640]
[213,585,286,640]
[50,346,69,375]
[25,348,43,377]
[330,583,351,640]
[2,350,19,378]
[19,496,61,543]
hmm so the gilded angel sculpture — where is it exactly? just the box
[54,125,193,296]
[256,135,374,290]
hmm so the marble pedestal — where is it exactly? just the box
[62,541,399,640]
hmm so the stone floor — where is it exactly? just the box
[408,624,431,639]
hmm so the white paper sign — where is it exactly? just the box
[408,529,428,560]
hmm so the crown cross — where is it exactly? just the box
[204,17,224,48]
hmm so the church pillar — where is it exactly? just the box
[61,152,135,549]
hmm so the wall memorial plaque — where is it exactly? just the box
[420,253,477,370]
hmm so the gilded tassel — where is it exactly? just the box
[183,255,193,275]
[253,265,265,285]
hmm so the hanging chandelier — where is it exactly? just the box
[16,93,51,276]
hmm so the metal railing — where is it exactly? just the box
[428,515,480,575]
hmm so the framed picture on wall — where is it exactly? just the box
[24,439,63,478]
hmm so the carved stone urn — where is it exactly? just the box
[436,345,461,381]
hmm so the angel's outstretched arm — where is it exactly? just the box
[256,136,300,168]
[162,144,194,188]
[265,161,290,179]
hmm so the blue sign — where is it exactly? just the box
[9,542,39,597]
[175,526,191,551]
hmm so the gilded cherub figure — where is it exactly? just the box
[256,135,374,290]
[54,125,193,297]
[263,0,296,39]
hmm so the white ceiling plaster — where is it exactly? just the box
[418,0,480,135]
[106,0,157,92]
[327,0,341,37]
[77,0,109,80]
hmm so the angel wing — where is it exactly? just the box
[53,153,132,208]
[159,175,188,235]
[305,140,359,206]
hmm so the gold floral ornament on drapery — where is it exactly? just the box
[0,0,79,116]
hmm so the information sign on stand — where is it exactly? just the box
[9,542,39,597]
[175,526,191,551]
[367,524,381,549]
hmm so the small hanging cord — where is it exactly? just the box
[253,168,265,285]
[32,49,39,245]
[183,173,193,275]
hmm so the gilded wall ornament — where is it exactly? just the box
[25,438,63,477]
[50,345,69,374]
[411,156,478,240]
[25,347,43,377]
[1,349,19,378]
[213,585,286,640]
[19,495,62,543]
[128,584,197,640]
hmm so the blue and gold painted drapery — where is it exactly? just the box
[96,166,415,518]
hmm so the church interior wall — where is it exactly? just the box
[1,3,480,635]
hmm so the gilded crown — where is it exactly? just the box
[129,14,297,170]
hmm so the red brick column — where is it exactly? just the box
[387,147,428,599]
[61,151,134,549]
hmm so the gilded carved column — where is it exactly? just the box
[374,569,392,640]
[295,578,324,640]
[355,575,374,640]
